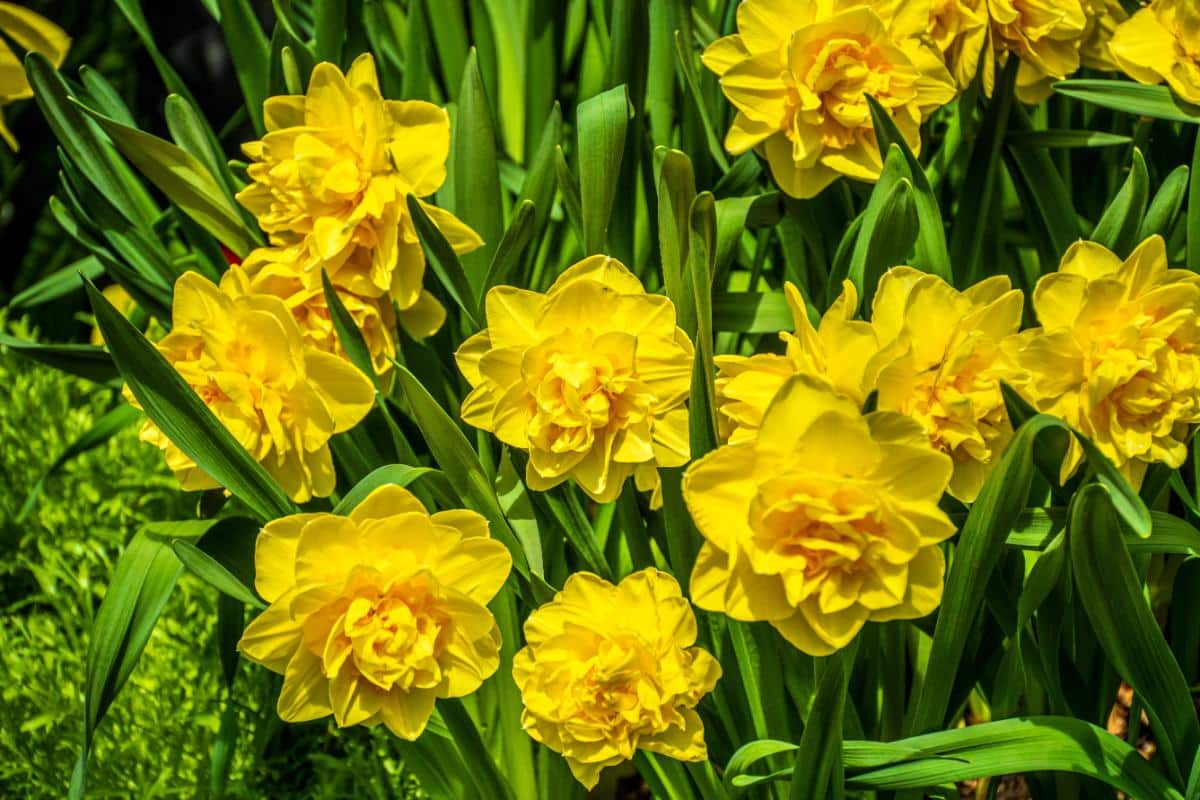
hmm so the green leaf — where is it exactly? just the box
[7,255,104,308]
[172,517,264,608]
[392,363,531,582]
[320,269,377,384]
[164,93,247,213]
[1092,147,1149,257]
[17,402,140,522]
[554,144,585,247]
[1189,132,1200,269]
[673,29,730,171]
[75,102,260,258]
[1005,107,1082,265]
[1069,484,1200,785]
[25,52,158,230]
[85,279,298,522]
[711,291,793,333]
[865,95,951,281]
[452,49,504,291]
[656,147,697,333]
[1139,164,1189,242]
[1006,130,1133,150]
[407,194,482,328]
[483,199,536,292]
[950,59,1015,285]
[688,192,719,457]
[908,412,1149,735]
[577,85,631,255]
[332,464,444,515]
[439,699,517,800]
[1055,79,1200,124]
[312,0,347,63]
[78,530,183,798]
[217,0,270,135]
[790,653,849,800]
[847,717,1185,800]
[846,147,917,308]
[0,333,118,384]
[516,103,562,250]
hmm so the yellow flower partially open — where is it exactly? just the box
[702,0,956,198]
[238,485,512,738]
[870,267,1023,502]
[1008,236,1200,487]
[685,375,955,655]
[512,569,720,789]
[131,270,374,502]
[1109,0,1200,105]
[237,53,480,320]
[715,281,884,443]
[0,2,69,150]
[456,256,693,507]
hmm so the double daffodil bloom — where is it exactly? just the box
[703,0,956,198]
[930,0,1125,101]
[456,256,693,507]
[132,270,375,502]
[239,485,512,738]
[513,569,720,788]
[1007,236,1200,487]
[870,267,1024,502]
[686,375,955,655]
[0,2,69,150]
[237,53,480,339]
[715,281,884,443]
[1109,0,1200,105]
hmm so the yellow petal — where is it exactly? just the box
[277,648,332,722]
[416,199,483,254]
[303,350,376,433]
[256,513,325,601]
[237,595,302,672]
[348,484,427,526]
[378,689,437,740]
[397,289,446,340]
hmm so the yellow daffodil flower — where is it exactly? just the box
[870,267,1024,502]
[512,569,720,788]
[715,281,885,443]
[237,53,479,330]
[456,256,693,507]
[239,485,512,738]
[0,2,69,150]
[685,375,955,655]
[233,248,414,377]
[930,0,1125,102]
[131,270,374,502]
[1007,236,1200,487]
[1109,0,1200,105]
[702,0,956,198]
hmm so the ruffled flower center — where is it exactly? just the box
[787,27,916,149]
[320,575,451,692]
[525,336,655,455]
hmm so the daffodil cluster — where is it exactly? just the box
[928,0,1126,102]
[716,269,1022,503]
[131,270,375,502]
[236,54,480,370]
